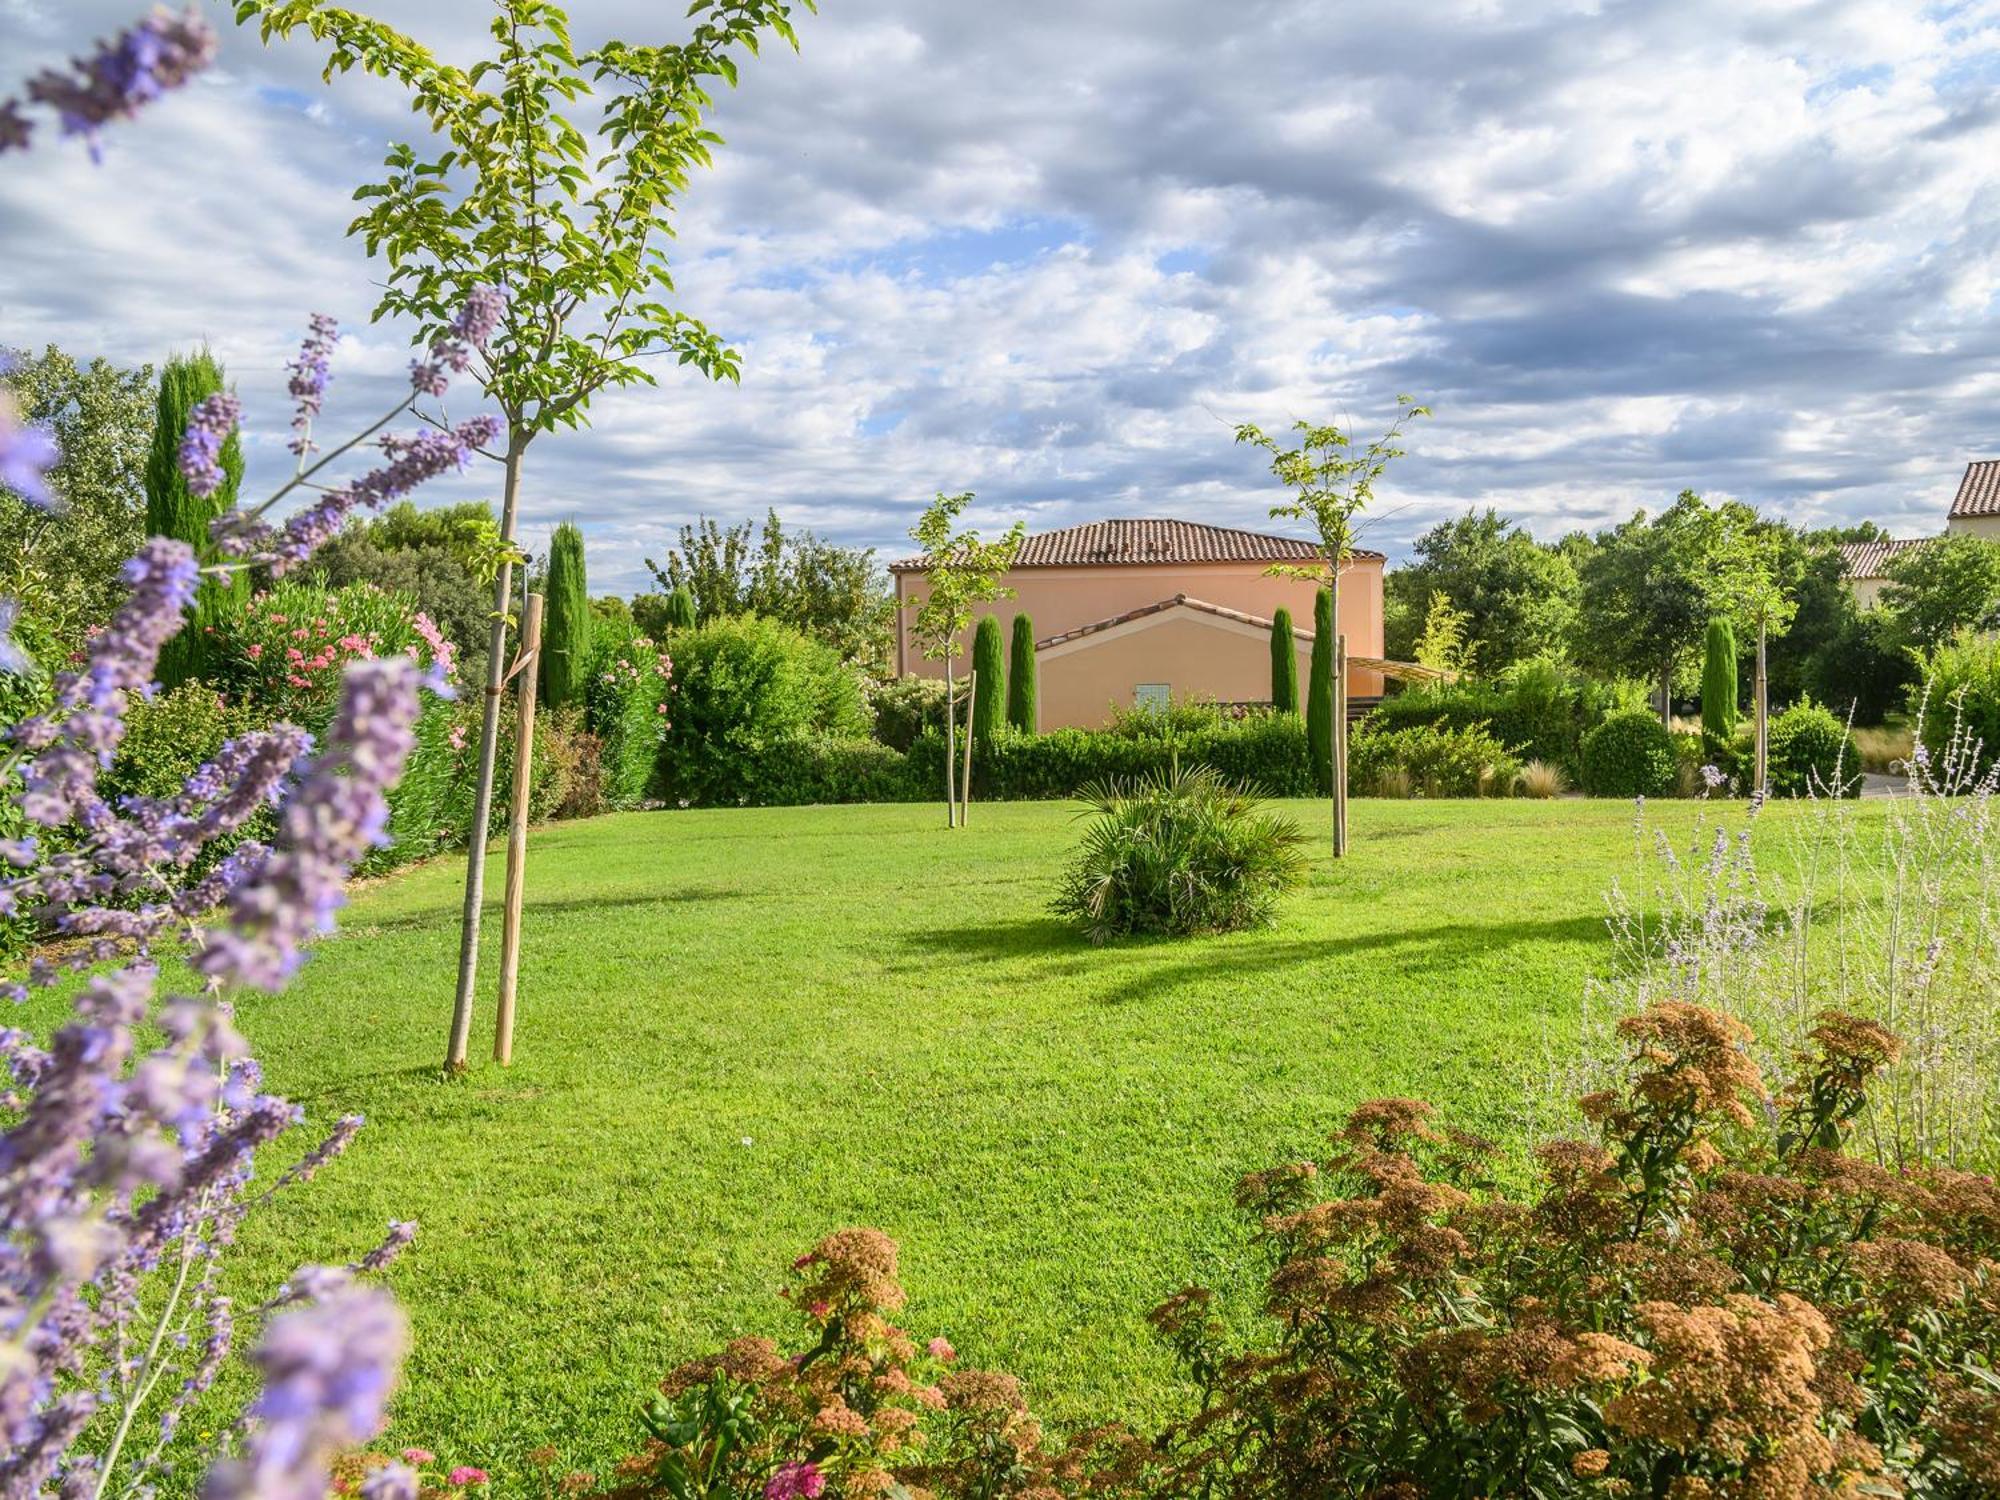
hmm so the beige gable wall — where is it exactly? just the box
[1035,609,1315,730]
[893,557,1385,723]
[1947,515,2000,540]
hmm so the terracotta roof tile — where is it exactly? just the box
[1949,460,2000,519]
[890,517,1381,572]
[1838,537,1933,580]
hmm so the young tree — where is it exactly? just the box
[146,351,245,685]
[1006,612,1036,733]
[1307,588,1335,795]
[901,492,1023,829]
[540,520,590,709]
[1269,606,1299,712]
[1709,514,1799,790]
[1236,398,1428,857]
[1881,533,2000,651]
[971,614,1005,747]
[1413,590,1474,683]
[238,0,814,1069]
[0,345,154,652]
[1700,617,1739,745]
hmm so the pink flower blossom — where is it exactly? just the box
[448,1467,489,1487]
[401,1449,435,1466]
[808,1300,830,1319]
[247,643,263,660]
[928,1337,956,1362]
[765,1461,825,1500]
[448,724,467,752]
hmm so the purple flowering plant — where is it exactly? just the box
[0,286,505,1496]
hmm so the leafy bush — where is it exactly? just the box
[586,620,671,809]
[212,579,424,731]
[1348,720,1521,798]
[750,736,923,806]
[1580,708,1677,797]
[103,681,259,804]
[909,713,1314,801]
[1915,631,2000,775]
[1148,1005,2000,1498]
[1768,698,1861,798]
[1366,657,1623,776]
[1053,764,1305,940]
[868,673,948,752]
[654,616,870,806]
[1803,611,1914,727]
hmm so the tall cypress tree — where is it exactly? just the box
[1700,616,1740,744]
[971,614,1005,745]
[146,351,244,686]
[664,586,697,632]
[541,521,591,710]
[1006,612,1037,733]
[1270,606,1299,713]
[1307,587,1335,794]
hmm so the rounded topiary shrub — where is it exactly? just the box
[1580,709,1677,798]
[1054,764,1305,942]
[1767,698,1861,798]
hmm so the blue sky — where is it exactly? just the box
[3,0,2000,592]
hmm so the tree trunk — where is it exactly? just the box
[495,591,543,1067]
[1659,661,1675,732]
[959,669,976,826]
[943,655,957,828]
[1755,620,1769,794]
[1334,631,1348,859]
[447,429,524,1071]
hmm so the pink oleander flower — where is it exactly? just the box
[448,724,468,752]
[247,643,263,660]
[808,1300,831,1319]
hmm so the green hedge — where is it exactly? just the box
[1767,699,1861,798]
[1363,659,1632,776]
[908,713,1314,801]
[1580,709,1678,798]
[1348,721,1521,797]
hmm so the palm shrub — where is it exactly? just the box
[1270,607,1299,712]
[1581,708,1678,797]
[1307,587,1335,793]
[541,520,592,710]
[1053,763,1305,941]
[1767,697,1861,798]
[1700,616,1739,742]
[971,614,1005,745]
[1007,611,1037,732]
[146,351,244,686]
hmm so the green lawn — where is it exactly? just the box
[212,797,1816,1481]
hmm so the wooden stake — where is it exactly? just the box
[1334,632,1349,859]
[1754,620,1769,794]
[959,670,976,827]
[943,656,957,828]
[495,592,543,1067]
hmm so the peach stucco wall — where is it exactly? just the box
[894,558,1385,729]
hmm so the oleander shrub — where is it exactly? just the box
[868,673,949,752]
[1581,708,1677,798]
[1348,721,1521,798]
[1053,763,1306,941]
[211,579,425,731]
[1145,1004,2000,1498]
[654,616,870,806]
[1768,698,1861,798]
[586,622,671,808]
[1915,631,2000,775]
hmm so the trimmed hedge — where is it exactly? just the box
[1348,721,1521,798]
[910,713,1314,801]
[1767,698,1861,798]
[1580,709,1678,798]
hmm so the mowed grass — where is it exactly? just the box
[188,797,1845,1480]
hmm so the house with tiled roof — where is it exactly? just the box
[890,518,1391,729]
[1838,461,2000,606]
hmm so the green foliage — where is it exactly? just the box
[1700,616,1739,742]
[1575,492,1725,701]
[540,521,592,710]
[1348,721,1522,797]
[102,683,257,805]
[1236,399,1429,579]
[654,615,869,805]
[1914,632,2000,776]
[1767,698,1862,798]
[0,345,154,654]
[1580,708,1678,797]
[901,494,1026,667]
[867,674,948,753]
[1007,612,1037,733]
[909,713,1315,800]
[1382,508,1580,668]
[1412,589,1474,679]
[645,510,895,672]
[1307,587,1334,794]
[213,580,424,733]
[748,736,923,806]
[308,502,499,681]
[1054,764,1306,941]
[1802,609,1913,726]
[585,618,671,808]
[146,351,245,687]
[970,614,1005,745]
[1269,607,1299,713]
[1882,532,2000,651]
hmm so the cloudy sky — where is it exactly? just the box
[4,0,1999,592]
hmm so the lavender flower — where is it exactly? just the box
[287,314,340,455]
[0,384,60,510]
[361,1462,422,1500]
[194,659,419,991]
[177,392,241,499]
[0,597,32,675]
[409,283,507,394]
[4,6,218,159]
[205,1280,407,1500]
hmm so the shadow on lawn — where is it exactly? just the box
[351,885,745,934]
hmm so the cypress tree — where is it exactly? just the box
[1006,612,1037,733]
[1270,606,1299,713]
[146,351,244,686]
[1701,616,1740,743]
[541,521,592,710]
[665,585,697,632]
[971,614,1005,745]
[1307,587,1335,794]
